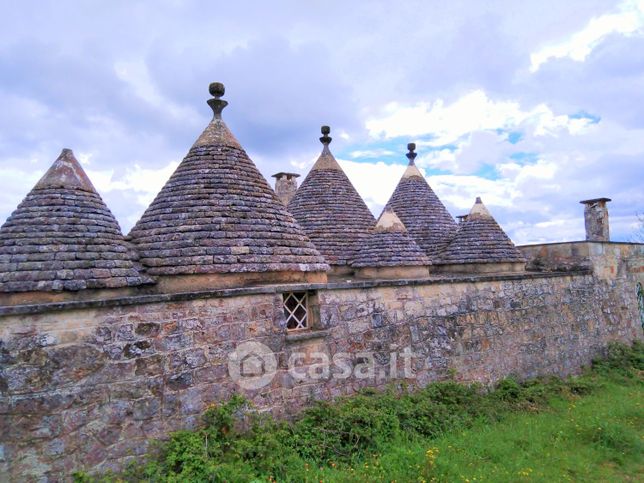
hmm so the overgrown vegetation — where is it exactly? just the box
[76,342,643,482]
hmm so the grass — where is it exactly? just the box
[310,379,643,482]
[76,342,643,482]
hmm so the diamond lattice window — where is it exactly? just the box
[283,292,308,330]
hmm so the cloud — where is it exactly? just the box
[1,0,643,245]
[365,90,595,149]
[349,149,396,159]
[530,0,644,72]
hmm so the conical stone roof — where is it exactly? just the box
[384,143,457,260]
[436,197,525,265]
[0,149,152,293]
[128,83,328,276]
[287,126,377,267]
[352,207,430,268]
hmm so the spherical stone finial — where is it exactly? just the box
[406,142,418,164]
[209,82,225,99]
[207,82,228,119]
[319,125,332,145]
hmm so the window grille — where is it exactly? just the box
[283,292,308,330]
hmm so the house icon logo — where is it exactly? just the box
[228,341,277,390]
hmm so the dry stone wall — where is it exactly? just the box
[0,268,642,480]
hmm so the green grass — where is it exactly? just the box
[76,342,643,482]
[310,380,643,482]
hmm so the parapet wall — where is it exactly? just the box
[519,241,644,280]
[1,245,643,481]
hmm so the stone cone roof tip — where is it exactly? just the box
[288,125,377,266]
[436,197,525,265]
[128,82,328,276]
[384,145,457,260]
[0,149,153,293]
[353,207,430,268]
[34,148,97,193]
[468,196,493,219]
[375,207,407,233]
[192,82,242,150]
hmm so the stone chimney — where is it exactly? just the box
[272,172,300,206]
[580,197,611,241]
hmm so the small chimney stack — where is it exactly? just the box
[580,197,611,242]
[272,172,300,206]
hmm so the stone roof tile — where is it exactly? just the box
[128,83,328,275]
[0,149,153,293]
[384,143,457,260]
[352,208,430,268]
[436,197,525,265]
[287,126,376,266]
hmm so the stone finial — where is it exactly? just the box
[320,125,332,145]
[207,82,228,119]
[580,197,611,242]
[406,142,417,165]
[271,172,300,206]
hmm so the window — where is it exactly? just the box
[283,291,308,330]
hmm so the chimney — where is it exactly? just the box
[272,172,300,206]
[580,197,611,241]
[456,214,468,224]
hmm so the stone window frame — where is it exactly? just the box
[283,291,309,330]
[282,290,321,332]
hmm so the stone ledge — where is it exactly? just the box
[518,241,644,248]
[0,269,592,317]
[285,329,330,343]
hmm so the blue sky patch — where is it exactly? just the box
[570,110,601,124]
[510,152,539,164]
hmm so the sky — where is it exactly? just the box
[0,0,643,244]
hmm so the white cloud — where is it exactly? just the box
[349,148,396,159]
[530,0,644,72]
[365,90,593,150]
[87,160,178,208]
[338,158,406,213]
[366,90,524,144]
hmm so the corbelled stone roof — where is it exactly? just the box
[128,83,328,275]
[287,126,377,266]
[352,207,430,268]
[436,197,525,265]
[384,143,457,260]
[0,149,153,293]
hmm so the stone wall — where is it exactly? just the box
[1,258,643,480]
[519,241,644,280]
